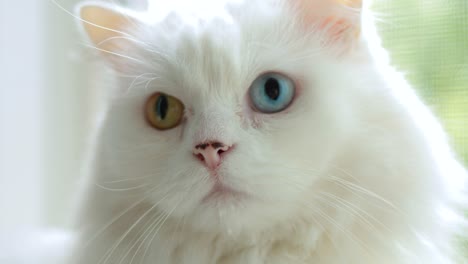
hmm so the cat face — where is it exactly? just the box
[80,0,367,234]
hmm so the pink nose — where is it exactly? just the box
[193,141,231,169]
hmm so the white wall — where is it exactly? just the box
[0,0,44,230]
[0,0,94,230]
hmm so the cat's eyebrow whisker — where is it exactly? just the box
[124,73,160,94]
[96,35,151,49]
[85,44,146,64]
[143,77,158,92]
[96,35,172,62]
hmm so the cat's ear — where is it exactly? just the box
[76,3,141,62]
[293,0,363,50]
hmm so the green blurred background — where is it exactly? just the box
[373,0,468,261]
[373,0,468,164]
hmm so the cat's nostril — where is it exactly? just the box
[192,141,233,169]
[196,153,205,161]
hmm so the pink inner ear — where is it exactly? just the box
[292,0,361,42]
[320,16,358,41]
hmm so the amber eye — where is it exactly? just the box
[145,92,184,130]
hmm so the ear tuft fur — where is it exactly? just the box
[291,0,363,49]
[76,3,140,57]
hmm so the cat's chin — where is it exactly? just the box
[176,190,293,236]
[155,168,299,235]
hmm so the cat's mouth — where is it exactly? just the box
[201,182,246,203]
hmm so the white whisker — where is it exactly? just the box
[51,0,134,39]
[326,175,400,212]
[124,73,160,94]
[85,44,146,64]
[94,182,152,192]
[304,202,376,259]
[318,191,392,233]
[83,194,151,248]
[98,192,171,264]
[140,188,193,264]
[117,211,166,264]
[102,175,153,184]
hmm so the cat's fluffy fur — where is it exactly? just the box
[71,0,467,263]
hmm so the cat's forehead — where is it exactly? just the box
[142,5,267,98]
[145,0,246,25]
[129,0,322,110]
[171,22,243,93]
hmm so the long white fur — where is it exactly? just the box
[70,0,467,263]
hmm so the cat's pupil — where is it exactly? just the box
[156,95,168,120]
[264,78,280,100]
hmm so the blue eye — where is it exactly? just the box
[249,73,296,113]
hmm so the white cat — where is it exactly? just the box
[70,0,467,263]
